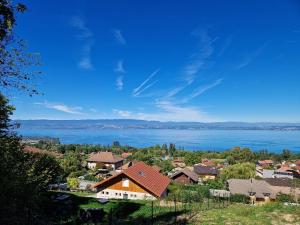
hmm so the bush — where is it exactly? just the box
[230,194,248,203]
[276,194,295,203]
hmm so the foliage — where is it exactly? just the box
[230,194,248,203]
[276,193,295,203]
[220,162,256,182]
[0,0,41,95]
[60,150,83,177]
[67,177,79,189]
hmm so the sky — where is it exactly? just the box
[8,0,300,122]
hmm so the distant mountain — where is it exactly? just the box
[14,119,300,131]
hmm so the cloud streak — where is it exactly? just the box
[114,60,125,90]
[70,16,94,70]
[235,43,267,70]
[113,100,214,122]
[113,29,126,45]
[132,69,159,97]
[181,78,223,103]
[166,30,216,99]
[34,102,83,114]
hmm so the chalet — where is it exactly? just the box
[87,152,123,170]
[193,164,218,181]
[93,162,170,200]
[170,168,199,184]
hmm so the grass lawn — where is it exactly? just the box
[189,203,300,225]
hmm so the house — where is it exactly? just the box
[93,162,170,200]
[227,178,300,204]
[201,159,216,167]
[87,152,123,170]
[172,158,186,168]
[170,168,199,184]
[193,164,218,181]
[274,166,294,179]
[228,179,276,204]
[257,160,273,168]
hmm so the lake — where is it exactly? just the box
[17,128,300,152]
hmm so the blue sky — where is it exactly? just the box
[9,0,300,122]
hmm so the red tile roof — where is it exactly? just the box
[23,146,62,158]
[295,160,300,166]
[94,162,170,197]
[87,152,123,163]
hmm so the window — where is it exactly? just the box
[106,192,109,195]
[102,191,104,194]
[115,193,118,196]
[122,178,129,187]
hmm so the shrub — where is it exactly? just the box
[230,194,248,203]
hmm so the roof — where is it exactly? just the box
[295,160,300,166]
[170,168,199,182]
[23,146,62,158]
[264,178,299,188]
[258,160,273,165]
[87,152,123,163]
[121,152,132,159]
[93,162,170,197]
[193,164,218,175]
[201,159,216,167]
[227,179,276,199]
[275,166,293,173]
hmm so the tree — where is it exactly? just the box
[0,0,41,95]
[220,162,256,182]
[169,143,176,157]
[60,151,83,177]
[282,149,291,161]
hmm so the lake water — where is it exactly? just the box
[17,128,300,152]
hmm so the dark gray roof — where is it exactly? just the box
[193,164,218,175]
[170,168,199,182]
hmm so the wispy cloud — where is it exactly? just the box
[70,16,94,70]
[34,102,83,114]
[114,60,125,90]
[114,60,125,73]
[116,76,124,90]
[132,69,159,97]
[113,109,132,117]
[113,100,214,122]
[217,35,233,57]
[166,30,216,98]
[112,29,126,45]
[181,78,223,103]
[235,43,267,70]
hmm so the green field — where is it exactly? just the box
[48,192,300,225]
[189,203,300,225]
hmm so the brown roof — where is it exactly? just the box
[264,178,300,188]
[193,164,218,176]
[275,166,292,173]
[23,146,62,158]
[227,179,276,199]
[170,168,199,182]
[295,160,300,166]
[87,152,123,163]
[94,162,170,197]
